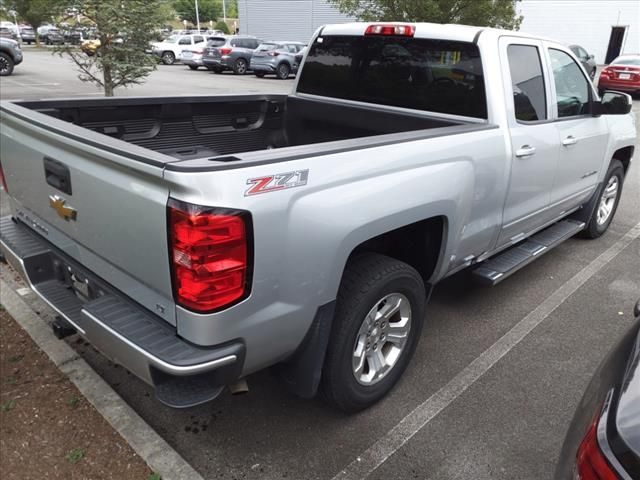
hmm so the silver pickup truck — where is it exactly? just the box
[0,23,636,412]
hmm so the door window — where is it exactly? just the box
[507,45,547,122]
[193,35,204,44]
[549,49,591,117]
[178,37,191,45]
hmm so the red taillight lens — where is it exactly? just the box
[267,50,279,56]
[168,199,252,312]
[0,161,8,193]
[365,24,415,37]
[600,68,612,79]
[219,47,232,55]
[575,407,618,480]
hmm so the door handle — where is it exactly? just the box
[515,145,536,158]
[562,135,578,146]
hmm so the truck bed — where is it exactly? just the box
[9,95,475,164]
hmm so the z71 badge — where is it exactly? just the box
[245,169,309,196]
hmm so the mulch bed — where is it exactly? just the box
[0,307,156,480]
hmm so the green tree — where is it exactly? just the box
[173,0,219,25]
[328,0,523,30]
[214,20,228,34]
[56,0,170,97]
[8,0,64,44]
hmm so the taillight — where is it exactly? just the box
[600,68,612,79]
[168,199,252,313]
[219,47,232,56]
[267,51,279,56]
[0,160,8,193]
[575,406,618,480]
[365,24,415,37]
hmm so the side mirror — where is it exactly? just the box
[593,91,633,115]
[588,54,594,60]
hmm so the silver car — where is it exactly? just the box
[250,41,306,79]
[202,35,261,74]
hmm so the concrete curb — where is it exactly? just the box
[1,279,205,480]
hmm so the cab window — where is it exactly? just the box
[507,45,547,122]
[549,49,591,118]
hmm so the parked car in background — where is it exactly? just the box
[0,27,17,40]
[598,54,640,96]
[555,300,640,479]
[150,33,207,65]
[251,41,306,79]
[569,44,597,79]
[38,26,64,45]
[202,35,260,74]
[0,37,23,76]
[180,36,226,70]
[19,26,35,44]
[63,28,83,45]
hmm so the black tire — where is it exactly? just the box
[212,67,223,73]
[161,51,175,65]
[581,159,625,239]
[233,58,247,75]
[320,253,426,412]
[0,52,14,76]
[188,65,198,70]
[276,62,290,80]
[255,72,265,78]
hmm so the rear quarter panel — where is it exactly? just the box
[164,127,508,374]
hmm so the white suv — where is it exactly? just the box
[151,34,207,65]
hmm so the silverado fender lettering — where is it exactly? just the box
[245,169,309,196]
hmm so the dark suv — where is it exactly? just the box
[202,35,261,74]
[251,41,306,79]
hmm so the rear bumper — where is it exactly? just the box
[203,57,231,69]
[0,216,245,408]
[598,79,640,93]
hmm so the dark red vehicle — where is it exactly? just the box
[598,54,640,96]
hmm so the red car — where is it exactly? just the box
[597,54,640,96]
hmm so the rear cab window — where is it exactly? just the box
[296,35,487,119]
[506,45,547,122]
[207,37,227,47]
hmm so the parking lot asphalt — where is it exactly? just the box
[1,50,639,480]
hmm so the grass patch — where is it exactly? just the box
[147,474,162,480]
[5,376,17,385]
[65,447,85,464]
[67,396,80,409]
[1,399,16,412]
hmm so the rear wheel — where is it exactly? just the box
[581,159,624,239]
[255,72,265,78]
[161,51,175,65]
[0,52,14,76]
[276,62,290,80]
[233,58,248,75]
[188,65,198,70]
[320,253,426,412]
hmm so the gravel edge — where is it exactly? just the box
[0,279,205,480]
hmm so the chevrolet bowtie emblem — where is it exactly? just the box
[49,195,77,221]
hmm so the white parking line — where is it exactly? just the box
[332,222,640,480]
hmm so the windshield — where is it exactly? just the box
[611,57,640,66]
[297,35,487,118]
[164,35,178,44]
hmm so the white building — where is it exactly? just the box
[238,0,639,63]
[237,0,353,43]
[518,0,639,64]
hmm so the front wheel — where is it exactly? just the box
[161,51,175,65]
[255,72,265,78]
[0,52,14,76]
[581,159,624,239]
[320,253,426,412]
[188,65,198,70]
